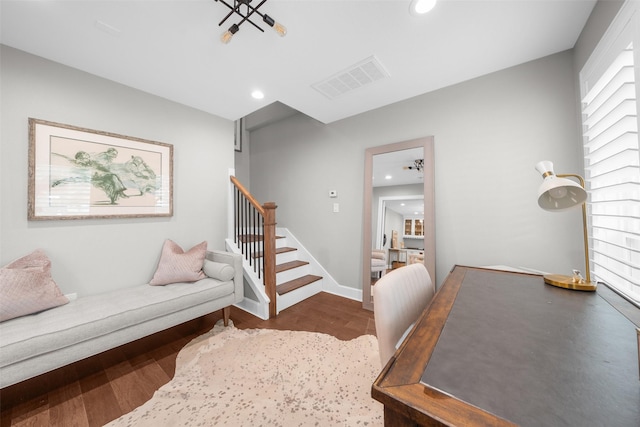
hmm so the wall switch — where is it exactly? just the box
[329,190,338,198]
[333,203,340,213]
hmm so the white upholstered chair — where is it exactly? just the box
[373,263,435,366]
[409,252,424,265]
[371,249,387,278]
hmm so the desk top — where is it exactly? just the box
[372,266,640,426]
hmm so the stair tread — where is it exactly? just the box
[277,274,322,295]
[253,247,297,258]
[276,260,309,273]
[238,234,285,243]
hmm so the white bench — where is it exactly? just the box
[0,250,243,388]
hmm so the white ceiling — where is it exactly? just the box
[385,198,425,218]
[373,147,424,188]
[0,0,596,124]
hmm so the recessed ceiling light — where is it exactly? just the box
[385,175,392,180]
[251,90,264,100]
[410,0,437,15]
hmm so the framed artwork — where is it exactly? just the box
[28,118,173,220]
[234,118,243,152]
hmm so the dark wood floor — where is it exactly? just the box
[0,292,376,427]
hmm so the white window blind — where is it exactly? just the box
[580,3,640,304]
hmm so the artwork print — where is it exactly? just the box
[50,139,160,206]
[29,118,173,220]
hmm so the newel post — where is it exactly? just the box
[262,202,278,318]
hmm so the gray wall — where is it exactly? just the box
[0,0,619,299]
[248,50,586,289]
[0,46,234,296]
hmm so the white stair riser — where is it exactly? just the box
[237,237,289,250]
[276,265,311,285]
[276,250,298,264]
[277,279,323,313]
[252,250,298,266]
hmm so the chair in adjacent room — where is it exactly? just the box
[409,252,424,264]
[373,262,435,366]
[371,249,387,278]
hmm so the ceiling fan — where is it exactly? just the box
[403,159,424,172]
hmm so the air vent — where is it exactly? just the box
[312,56,390,100]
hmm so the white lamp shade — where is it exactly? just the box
[535,161,587,211]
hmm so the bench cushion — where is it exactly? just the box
[0,277,233,369]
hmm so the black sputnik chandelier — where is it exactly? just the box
[404,159,424,172]
[214,0,287,44]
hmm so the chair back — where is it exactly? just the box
[373,263,435,366]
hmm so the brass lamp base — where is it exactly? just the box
[544,274,597,292]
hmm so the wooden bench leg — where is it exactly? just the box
[222,306,231,326]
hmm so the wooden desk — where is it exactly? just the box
[372,266,640,426]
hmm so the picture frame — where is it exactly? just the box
[234,118,243,152]
[28,118,173,220]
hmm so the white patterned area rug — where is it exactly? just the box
[106,320,383,427]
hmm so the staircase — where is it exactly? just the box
[271,230,324,311]
[227,176,328,319]
[226,228,325,319]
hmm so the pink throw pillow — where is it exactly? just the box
[149,240,207,286]
[0,249,69,322]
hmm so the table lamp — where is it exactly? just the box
[535,160,597,291]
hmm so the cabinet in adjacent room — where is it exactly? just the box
[404,218,424,238]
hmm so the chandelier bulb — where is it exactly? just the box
[221,31,233,44]
[273,21,287,37]
[221,23,239,44]
[263,14,286,37]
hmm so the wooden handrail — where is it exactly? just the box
[230,175,265,216]
[229,176,278,317]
